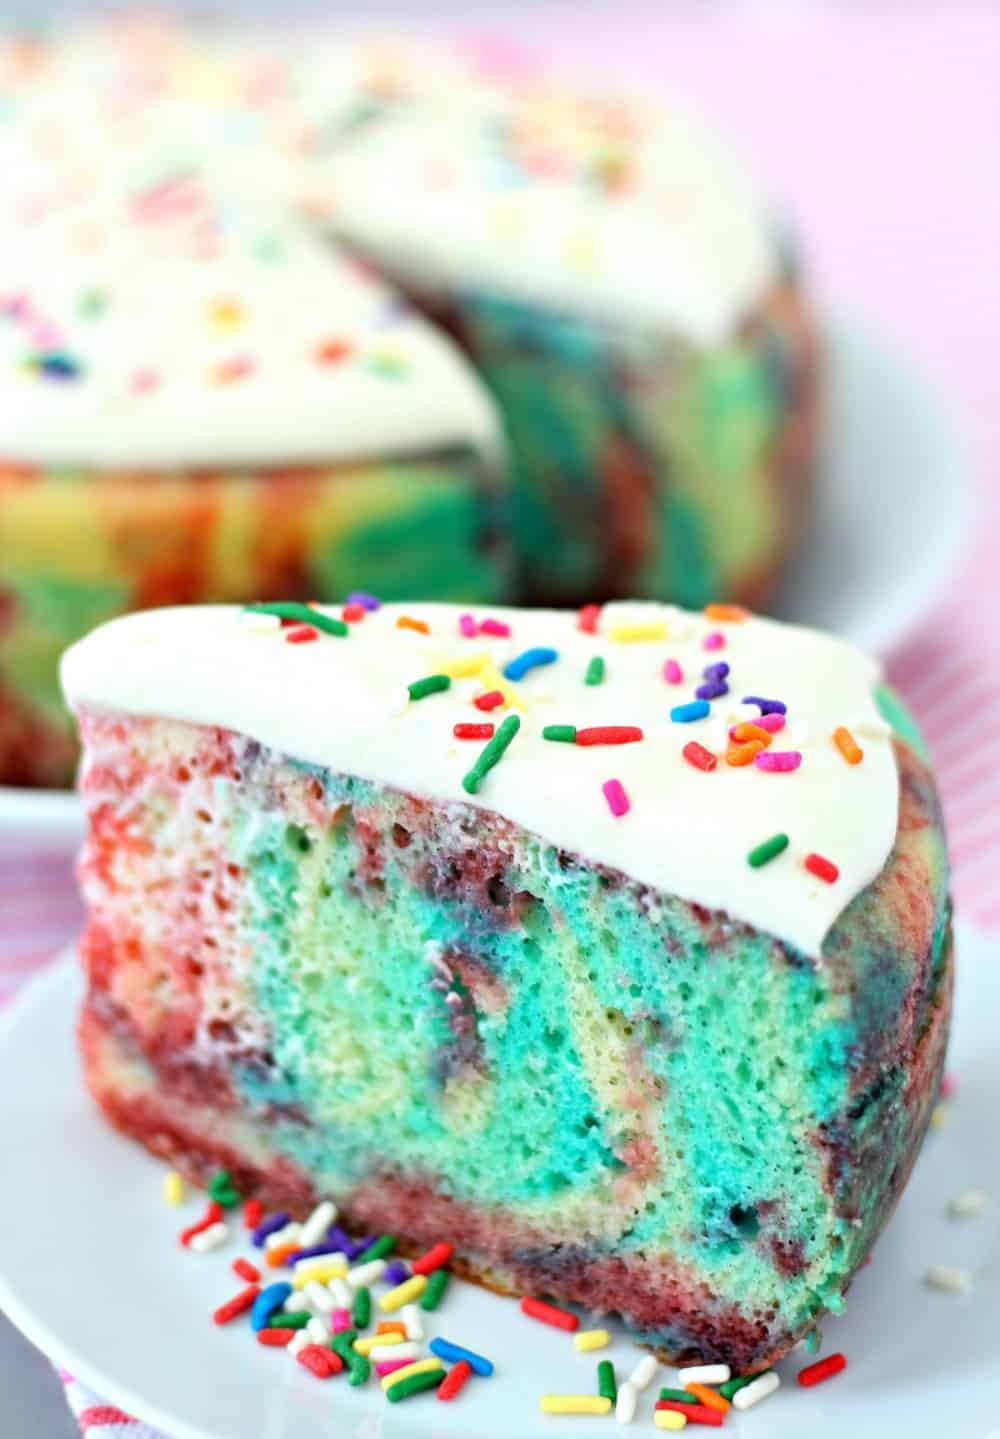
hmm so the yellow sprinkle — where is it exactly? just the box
[354,1331,404,1356]
[163,1171,185,1207]
[439,652,491,679]
[539,1396,613,1415]
[608,623,666,644]
[206,297,246,331]
[379,1274,427,1312]
[573,1328,610,1352]
[930,1105,946,1131]
[478,661,525,711]
[291,1256,348,1288]
[654,1410,688,1431]
[380,1357,443,1392]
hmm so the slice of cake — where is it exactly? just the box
[61,601,950,1370]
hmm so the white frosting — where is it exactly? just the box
[61,602,899,957]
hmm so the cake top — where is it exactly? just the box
[0,29,498,471]
[61,600,899,957]
[323,63,778,344]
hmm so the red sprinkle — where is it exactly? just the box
[578,603,601,634]
[341,603,365,623]
[520,1297,579,1332]
[655,1400,723,1427]
[575,726,643,746]
[257,1328,296,1347]
[805,852,839,884]
[411,1242,454,1276]
[285,625,319,644]
[683,741,717,772]
[437,1359,473,1401]
[180,1202,224,1247]
[232,1258,261,1283]
[473,690,504,712]
[243,1200,263,1231]
[799,1352,847,1387]
[453,723,495,741]
[213,1285,260,1325]
[297,1345,343,1378]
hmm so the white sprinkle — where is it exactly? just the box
[264,1222,301,1252]
[298,1200,337,1250]
[287,1331,310,1356]
[615,1380,638,1424]
[732,1371,780,1410]
[925,1265,970,1295]
[347,1259,386,1288]
[306,1316,328,1345]
[303,1281,335,1314]
[328,1277,353,1309]
[188,1222,228,1253]
[948,1188,989,1218]
[292,1250,348,1275]
[283,1296,304,1313]
[401,1303,424,1341]
[677,1363,730,1386]
[368,1341,420,1363]
[628,1354,658,1392]
[850,713,891,739]
[727,703,760,726]
[241,611,281,633]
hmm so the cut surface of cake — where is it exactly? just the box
[61,601,950,1369]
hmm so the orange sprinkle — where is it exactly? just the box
[727,739,766,767]
[731,723,772,747]
[833,725,864,765]
[685,1384,730,1414]
[376,1321,408,1337]
[396,616,430,635]
[704,603,748,623]
[265,1243,299,1268]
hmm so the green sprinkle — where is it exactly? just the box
[267,1311,311,1329]
[597,1360,617,1403]
[363,1234,396,1261]
[386,1369,445,1402]
[244,600,348,637]
[346,1353,370,1387]
[419,1267,450,1311]
[208,1170,239,1208]
[719,1372,768,1401]
[352,1286,371,1328]
[659,1387,695,1404]
[77,287,108,319]
[407,674,451,702]
[330,1330,358,1360]
[462,714,520,795]
[542,724,577,743]
[747,832,789,868]
[584,656,605,686]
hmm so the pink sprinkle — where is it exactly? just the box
[663,659,683,685]
[459,612,477,638]
[130,368,160,394]
[940,1072,958,1100]
[755,750,802,773]
[758,713,786,733]
[375,1358,413,1378]
[703,631,725,651]
[330,1308,352,1333]
[479,617,511,638]
[602,778,630,817]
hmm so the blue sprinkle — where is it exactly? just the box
[429,1336,495,1377]
[36,351,82,380]
[251,1281,293,1331]
[743,695,787,715]
[702,662,730,681]
[695,680,729,701]
[346,591,381,612]
[383,1259,411,1286]
[251,1210,290,1248]
[503,646,559,682]
[670,700,711,723]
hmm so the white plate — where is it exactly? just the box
[0,928,996,1439]
[0,319,972,861]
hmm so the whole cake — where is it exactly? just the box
[61,599,950,1369]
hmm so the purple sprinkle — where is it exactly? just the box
[383,1259,411,1286]
[702,662,730,681]
[327,1224,366,1258]
[695,680,729,701]
[288,1242,345,1264]
[754,750,802,773]
[346,592,381,612]
[743,695,787,716]
[350,1234,380,1259]
[252,1211,291,1248]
